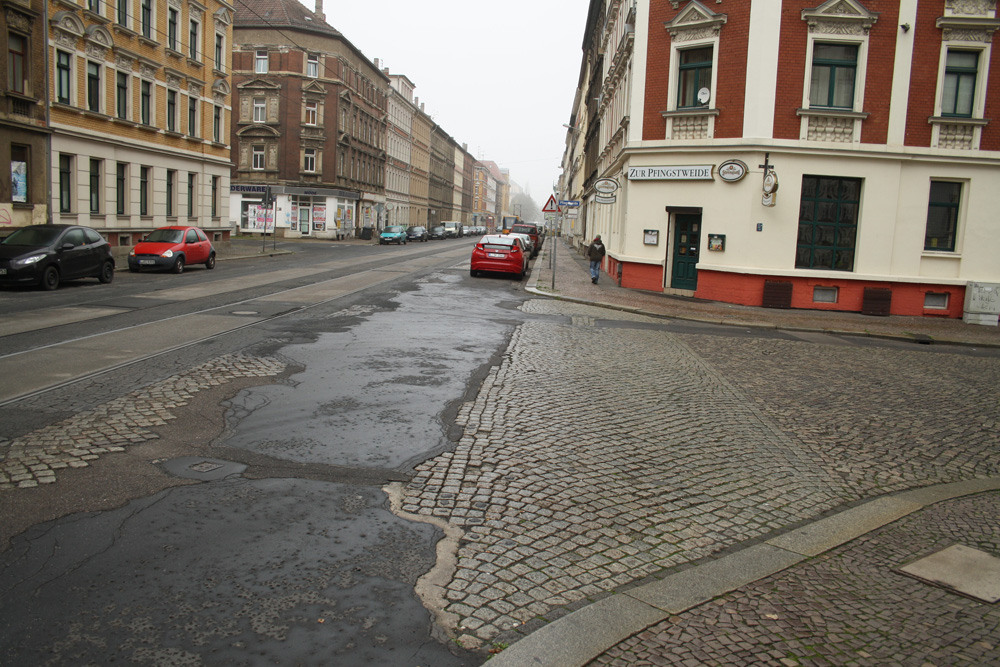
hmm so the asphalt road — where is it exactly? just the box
[0,237,521,665]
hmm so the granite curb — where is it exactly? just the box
[485,478,1000,667]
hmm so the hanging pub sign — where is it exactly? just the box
[718,160,749,183]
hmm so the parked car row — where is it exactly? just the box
[379,225,488,245]
[0,224,215,290]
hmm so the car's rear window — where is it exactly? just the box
[483,243,514,251]
[511,225,536,235]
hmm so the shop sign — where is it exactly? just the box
[594,178,619,194]
[718,160,748,183]
[627,165,713,181]
[230,184,268,194]
[595,195,617,204]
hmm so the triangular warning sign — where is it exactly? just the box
[542,195,561,213]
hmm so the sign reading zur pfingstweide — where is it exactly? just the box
[627,165,713,181]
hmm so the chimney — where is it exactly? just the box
[314,0,325,22]
[373,58,380,69]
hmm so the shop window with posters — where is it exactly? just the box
[11,145,28,203]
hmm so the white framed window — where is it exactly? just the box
[939,48,985,119]
[215,33,225,71]
[808,43,858,109]
[140,79,152,125]
[167,89,178,132]
[924,180,964,253]
[252,145,265,170]
[255,50,268,74]
[56,50,73,105]
[116,0,128,27]
[303,148,316,173]
[167,8,178,50]
[116,71,130,119]
[307,54,318,78]
[86,61,102,113]
[188,96,199,137]
[213,105,222,142]
[253,96,266,122]
[305,100,317,125]
[140,0,153,39]
[188,19,200,60]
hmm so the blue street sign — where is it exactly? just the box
[559,200,580,207]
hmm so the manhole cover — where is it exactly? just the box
[899,544,1000,603]
[189,461,224,473]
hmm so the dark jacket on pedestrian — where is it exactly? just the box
[587,239,606,261]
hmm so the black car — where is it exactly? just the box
[428,226,447,239]
[406,225,429,242]
[0,224,115,290]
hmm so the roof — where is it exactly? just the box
[233,0,342,38]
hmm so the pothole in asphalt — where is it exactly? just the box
[159,456,247,481]
[898,544,1000,603]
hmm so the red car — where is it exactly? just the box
[470,234,529,280]
[127,226,216,274]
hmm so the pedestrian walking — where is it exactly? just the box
[587,235,606,284]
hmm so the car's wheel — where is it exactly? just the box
[41,266,60,290]
[98,261,114,284]
[172,255,185,274]
[205,253,216,270]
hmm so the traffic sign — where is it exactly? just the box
[542,195,561,213]
[559,200,580,207]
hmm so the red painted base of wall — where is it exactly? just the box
[694,270,966,319]
[611,258,666,292]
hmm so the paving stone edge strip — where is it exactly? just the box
[482,477,1000,667]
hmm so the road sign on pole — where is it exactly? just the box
[542,195,561,214]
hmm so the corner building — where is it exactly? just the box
[563,0,1000,318]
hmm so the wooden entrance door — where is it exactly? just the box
[670,214,701,290]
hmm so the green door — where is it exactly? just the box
[670,214,701,290]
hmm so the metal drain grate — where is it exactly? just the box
[189,461,224,473]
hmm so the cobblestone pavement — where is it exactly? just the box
[399,298,1000,650]
[590,491,1000,667]
[0,354,285,490]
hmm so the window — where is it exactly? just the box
[187,172,196,216]
[167,90,177,131]
[167,8,178,50]
[188,96,198,136]
[795,175,861,271]
[116,72,129,119]
[139,166,149,215]
[56,51,72,105]
[8,33,27,95]
[252,145,265,170]
[89,158,101,213]
[88,0,100,13]
[211,176,219,217]
[305,101,317,125]
[307,54,319,78]
[189,20,199,60]
[255,50,268,73]
[213,105,222,142]
[11,144,28,203]
[166,169,175,216]
[59,154,72,213]
[677,46,712,108]
[116,162,127,214]
[86,62,101,112]
[809,43,858,109]
[942,50,978,117]
[140,80,151,124]
[116,0,127,26]
[925,181,961,252]
[304,148,316,172]
[140,0,152,38]
[215,33,224,71]
[253,96,266,122]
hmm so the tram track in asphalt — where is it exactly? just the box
[0,245,474,407]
